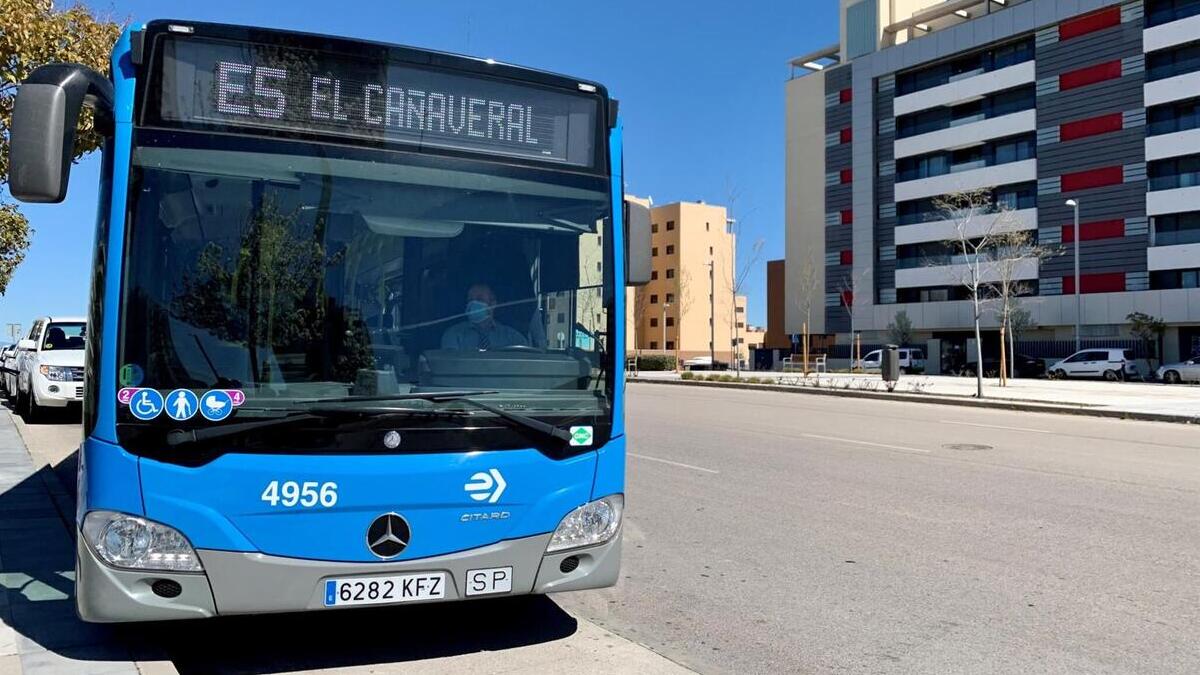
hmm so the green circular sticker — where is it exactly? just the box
[119,363,144,387]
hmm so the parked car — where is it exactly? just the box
[12,316,87,419]
[962,354,1046,379]
[1156,356,1200,384]
[0,345,15,397]
[857,347,926,374]
[683,356,728,371]
[1047,348,1138,381]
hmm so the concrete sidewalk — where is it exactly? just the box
[632,371,1200,422]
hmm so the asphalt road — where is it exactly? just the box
[8,385,1200,673]
[557,383,1200,673]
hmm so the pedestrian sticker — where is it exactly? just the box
[166,389,199,421]
[119,364,144,387]
[200,390,234,422]
[117,387,139,406]
[129,389,164,421]
[225,390,246,407]
[569,426,593,447]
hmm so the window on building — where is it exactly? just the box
[651,223,659,233]
[1153,211,1200,246]
[1147,40,1200,82]
[651,270,658,280]
[650,341,658,349]
[597,261,602,272]
[896,37,1034,95]
[666,340,675,350]
[650,318,658,327]
[666,317,675,327]
[666,269,676,279]
[666,221,675,231]
[666,244,675,254]
[738,337,745,344]
[650,294,658,304]
[1147,0,1200,28]
[666,293,675,303]
[1148,96,1200,136]
[736,306,745,313]
[705,222,710,231]
[652,247,658,256]
[548,298,556,309]
[737,322,745,329]
[845,0,879,59]
[1149,153,1200,191]
[709,246,713,255]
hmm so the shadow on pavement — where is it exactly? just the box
[0,445,580,673]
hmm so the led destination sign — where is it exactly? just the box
[155,36,600,167]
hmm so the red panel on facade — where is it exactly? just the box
[1059,60,1122,91]
[840,127,853,144]
[839,88,852,103]
[840,290,854,307]
[1061,219,1125,242]
[1058,6,1121,41]
[1061,165,1123,192]
[840,209,853,225]
[1062,272,1126,294]
[1060,112,1124,142]
[840,250,853,266]
[840,168,853,184]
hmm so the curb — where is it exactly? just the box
[628,378,1200,425]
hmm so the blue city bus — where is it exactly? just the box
[8,20,651,622]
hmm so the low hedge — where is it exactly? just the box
[636,355,678,371]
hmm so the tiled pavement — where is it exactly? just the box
[0,411,165,675]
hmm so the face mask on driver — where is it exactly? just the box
[466,300,491,324]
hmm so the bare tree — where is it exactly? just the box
[672,267,695,370]
[988,228,1057,386]
[837,267,871,370]
[721,182,765,375]
[933,188,1023,398]
[790,250,822,373]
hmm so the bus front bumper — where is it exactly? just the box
[76,530,621,623]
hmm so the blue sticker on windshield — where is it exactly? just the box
[166,389,199,421]
[129,389,164,421]
[200,390,234,422]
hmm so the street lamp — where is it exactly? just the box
[661,302,670,352]
[1065,198,1081,352]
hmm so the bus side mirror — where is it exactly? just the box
[16,339,36,351]
[624,200,652,286]
[9,64,114,204]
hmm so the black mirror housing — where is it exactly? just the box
[624,199,652,286]
[9,64,114,204]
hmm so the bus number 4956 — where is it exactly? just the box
[261,481,338,508]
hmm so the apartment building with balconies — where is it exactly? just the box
[786,0,1200,361]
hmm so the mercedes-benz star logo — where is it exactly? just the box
[366,513,410,559]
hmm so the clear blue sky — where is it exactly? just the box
[0,0,838,338]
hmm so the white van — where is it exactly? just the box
[13,316,87,419]
[1047,348,1138,381]
[857,348,926,374]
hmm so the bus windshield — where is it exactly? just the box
[117,137,613,447]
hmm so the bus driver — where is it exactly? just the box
[441,283,529,351]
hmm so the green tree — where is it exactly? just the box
[0,0,122,294]
[1127,312,1166,369]
[886,310,913,346]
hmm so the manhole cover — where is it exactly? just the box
[942,443,993,451]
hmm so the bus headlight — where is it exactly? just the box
[547,495,623,553]
[81,511,203,572]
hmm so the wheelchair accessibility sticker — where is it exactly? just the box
[127,389,164,421]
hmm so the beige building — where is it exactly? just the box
[629,200,758,366]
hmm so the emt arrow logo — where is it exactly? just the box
[464,469,507,504]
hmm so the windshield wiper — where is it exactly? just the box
[306,390,573,443]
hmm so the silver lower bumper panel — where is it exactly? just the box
[75,530,621,622]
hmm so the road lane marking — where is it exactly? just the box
[628,453,719,474]
[939,420,1053,434]
[800,433,930,454]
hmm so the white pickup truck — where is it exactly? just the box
[12,316,87,419]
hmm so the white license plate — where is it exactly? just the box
[465,566,513,596]
[323,572,446,607]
